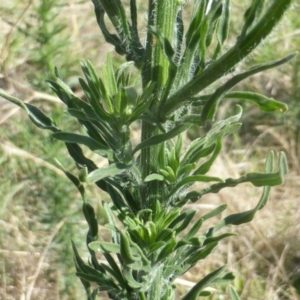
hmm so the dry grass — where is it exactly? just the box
[0,0,300,299]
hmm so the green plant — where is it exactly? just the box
[0,0,78,90]
[0,0,296,299]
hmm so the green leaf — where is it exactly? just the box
[54,160,85,200]
[163,265,183,278]
[75,272,117,290]
[83,203,98,238]
[156,236,177,262]
[102,54,118,97]
[201,53,296,122]
[149,241,166,253]
[168,175,223,198]
[170,210,197,235]
[0,89,59,132]
[119,230,140,265]
[181,265,227,300]
[93,0,143,64]
[213,0,230,59]
[71,241,93,295]
[102,202,122,247]
[204,232,237,245]
[52,132,112,156]
[186,151,288,203]
[210,272,235,286]
[239,0,265,41]
[211,152,288,232]
[86,163,129,184]
[102,252,128,289]
[72,241,90,273]
[144,173,165,182]
[148,26,175,61]
[92,1,125,55]
[178,163,197,177]
[224,91,288,113]
[193,139,223,175]
[181,143,216,167]
[128,82,155,123]
[185,1,206,49]
[187,242,219,266]
[212,185,270,231]
[167,209,194,229]
[133,123,189,154]
[184,218,204,240]
[156,228,173,243]
[157,208,181,229]
[163,2,294,116]
[122,267,144,289]
[228,285,241,300]
[98,262,127,290]
[89,241,120,253]
[72,242,113,287]
[202,204,227,221]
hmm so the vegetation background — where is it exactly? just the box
[0,0,299,299]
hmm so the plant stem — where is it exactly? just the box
[140,0,180,212]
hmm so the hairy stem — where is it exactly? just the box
[140,0,179,209]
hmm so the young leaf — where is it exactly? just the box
[119,230,140,265]
[193,139,222,175]
[201,53,296,122]
[168,175,223,198]
[89,241,120,253]
[181,265,227,300]
[86,163,129,184]
[83,203,99,238]
[0,89,59,132]
[224,91,288,113]
[54,160,85,199]
[122,267,144,289]
[202,204,227,221]
[144,173,165,182]
[148,26,176,62]
[228,285,241,300]
[133,123,189,154]
[52,132,110,152]
[184,218,204,240]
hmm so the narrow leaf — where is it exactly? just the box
[89,241,120,253]
[181,265,227,300]
[54,160,85,199]
[123,267,144,289]
[52,132,110,152]
[184,218,204,240]
[120,230,140,265]
[83,203,98,238]
[202,204,227,221]
[169,175,223,198]
[133,124,188,154]
[224,91,288,113]
[228,285,241,300]
[201,53,296,122]
[86,163,129,184]
[193,139,222,175]
[144,173,165,182]
[0,89,59,131]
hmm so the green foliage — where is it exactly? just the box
[0,0,296,299]
[2,0,77,89]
